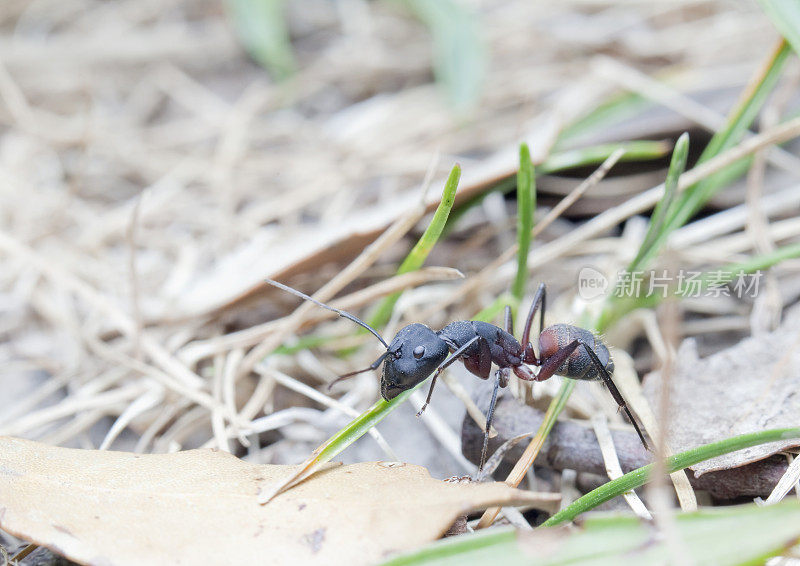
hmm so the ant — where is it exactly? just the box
[266,279,650,471]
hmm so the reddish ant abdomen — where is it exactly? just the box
[539,323,614,381]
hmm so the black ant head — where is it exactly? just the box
[381,323,449,401]
[263,280,450,399]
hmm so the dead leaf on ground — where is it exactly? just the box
[642,307,800,475]
[0,437,558,566]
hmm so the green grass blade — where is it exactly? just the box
[383,526,512,566]
[598,240,800,329]
[539,140,671,174]
[397,165,461,274]
[273,334,336,356]
[382,500,800,565]
[598,43,791,331]
[556,92,651,148]
[444,140,670,232]
[266,164,460,497]
[710,240,800,278]
[226,0,295,80]
[314,386,421,464]
[511,143,536,308]
[367,164,461,329]
[473,293,513,323]
[401,0,486,112]
[542,427,800,527]
[627,132,689,272]
[759,2,800,55]
[663,41,791,233]
[260,380,427,503]
[678,241,800,300]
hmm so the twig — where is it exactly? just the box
[462,394,791,500]
[645,299,693,564]
[98,386,164,451]
[211,351,231,452]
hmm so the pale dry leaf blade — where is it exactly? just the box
[0,437,556,566]
[642,306,800,475]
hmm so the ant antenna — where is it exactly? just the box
[264,279,390,349]
[327,351,390,390]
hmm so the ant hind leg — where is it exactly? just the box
[578,342,650,451]
[531,339,580,382]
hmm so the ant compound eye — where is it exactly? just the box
[413,345,425,359]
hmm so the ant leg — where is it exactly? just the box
[529,339,650,449]
[417,336,480,417]
[328,352,389,390]
[533,339,581,382]
[578,343,650,451]
[480,368,507,472]
[503,305,514,334]
[521,283,546,361]
[512,364,536,381]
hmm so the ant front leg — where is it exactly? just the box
[480,367,509,472]
[416,336,480,417]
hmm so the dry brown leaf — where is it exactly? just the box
[0,437,558,566]
[642,308,800,475]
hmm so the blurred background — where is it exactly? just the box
[1,0,798,481]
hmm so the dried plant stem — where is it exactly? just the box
[595,45,800,175]
[591,414,651,520]
[765,454,800,504]
[179,267,463,364]
[445,148,625,310]
[234,201,430,379]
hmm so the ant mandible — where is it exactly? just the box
[266,279,650,471]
